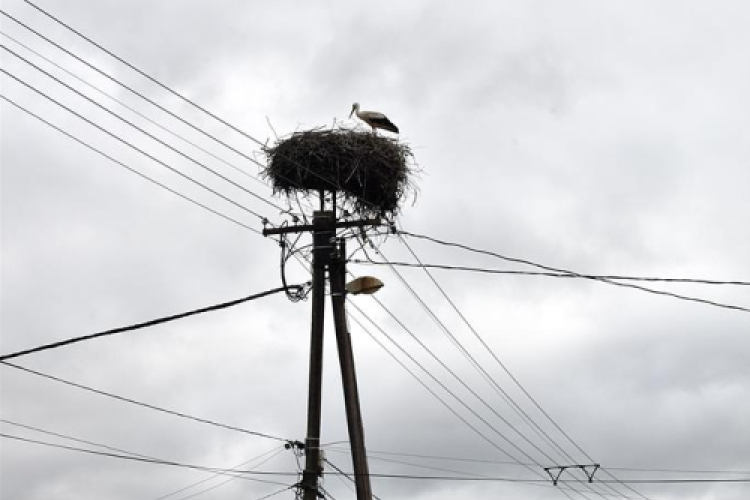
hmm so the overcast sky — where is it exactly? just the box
[1,1,749,500]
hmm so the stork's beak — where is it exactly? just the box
[349,106,355,118]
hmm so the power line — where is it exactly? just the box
[152,447,287,500]
[0,62,302,241]
[375,246,575,465]
[345,311,527,467]
[324,447,503,479]
[325,458,641,500]
[345,308,574,495]
[329,444,750,496]
[339,234,591,499]
[353,236,622,498]
[0,418,154,459]
[398,230,750,313]
[391,232,650,500]
[271,470,750,484]
[252,486,294,500]
[0,264,623,499]
[327,446,750,477]
[1,45,284,214]
[2,7,346,223]
[281,232,609,499]
[0,10,367,218]
[0,432,290,486]
[15,431,734,486]
[360,247,616,500]
[351,258,750,286]
[356,474,750,484]
[0,9,266,165]
[324,446,536,466]
[0,362,289,442]
[344,312,585,500]
[2,28,322,271]
[22,0,266,147]
[319,485,341,500]
[1,7,397,217]
[371,247,613,500]
[0,69,269,222]
[0,418,290,497]
[390,236,587,460]
[0,94,262,235]
[0,284,305,361]
[0,29,280,200]
[347,305,539,468]
[607,466,750,475]
[288,250,570,499]
[371,261,571,470]
[323,459,384,500]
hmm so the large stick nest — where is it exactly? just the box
[263,128,415,216]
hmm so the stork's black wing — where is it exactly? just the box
[370,116,399,134]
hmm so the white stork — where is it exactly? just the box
[349,102,399,134]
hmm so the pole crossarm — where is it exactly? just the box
[544,464,601,486]
[262,218,382,236]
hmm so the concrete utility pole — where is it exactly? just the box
[329,237,372,500]
[263,192,379,500]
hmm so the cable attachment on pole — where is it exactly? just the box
[279,237,312,302]
[544,464,601,486]
[293,482,325,500]
[285,440,306,451]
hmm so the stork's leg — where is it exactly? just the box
[371,126,377,136]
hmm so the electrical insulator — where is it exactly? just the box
[317,450,326,474]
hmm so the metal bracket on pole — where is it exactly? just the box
[262,218,382,236]
[544,464,600,486]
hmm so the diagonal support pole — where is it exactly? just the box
[329,237,373,500]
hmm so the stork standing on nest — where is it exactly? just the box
[350,102,399,135]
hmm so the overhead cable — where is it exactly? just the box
[323,459,384,500]
[13,432,737,485]
[0,285,305,362]
[1,46,283,213]
[345,309,563,490]
[375,247,574,465]
[398,230,749,314]
[346,312,526,465]
[0,29,274,194]
[0,9,265,163]
[0,433,290,486]
[393,236,591,460]
[326,456,633,500]
[352,259,750,286]
[149,447,286,500]
[22,0,266,147]
[0,95,261,235]
[373,246,615,499]
[0,418,289,496]
[0,8,393,216]
[326,446,750,476]
[1,362,289,441]
[0,69,269,221]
